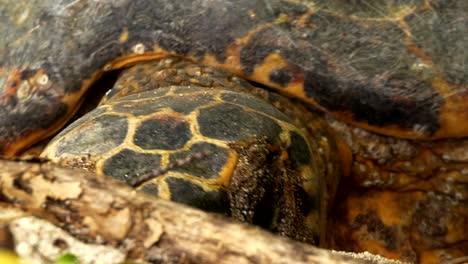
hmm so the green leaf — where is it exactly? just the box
[55,253,79,264]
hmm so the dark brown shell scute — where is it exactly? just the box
[53,114,128,157]
[169,143,231,180]
[56,106,109,138]
[198,103,283,143]
[102,148,162,184]
[134,117,191,150]
[165,177,231,214]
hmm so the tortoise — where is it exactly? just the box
[0,0,467,263]
[41,57,349,246]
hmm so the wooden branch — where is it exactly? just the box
[0,159,403,264]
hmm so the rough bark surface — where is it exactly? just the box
[0,159,403,264]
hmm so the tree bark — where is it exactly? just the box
[0,159,403,264]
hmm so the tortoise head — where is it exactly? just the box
[0,67,77,157]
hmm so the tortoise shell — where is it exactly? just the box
[42,58,350,245]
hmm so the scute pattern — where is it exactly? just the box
[169,143,231,180]
[102,148,162,184]
[166,177,231,214]
[198,103,284,143]
[53,114,128,157]
[134,116,191,150]
[42,63,326,244]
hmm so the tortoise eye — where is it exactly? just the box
[132,43,146,54]
[37,74,49,86]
